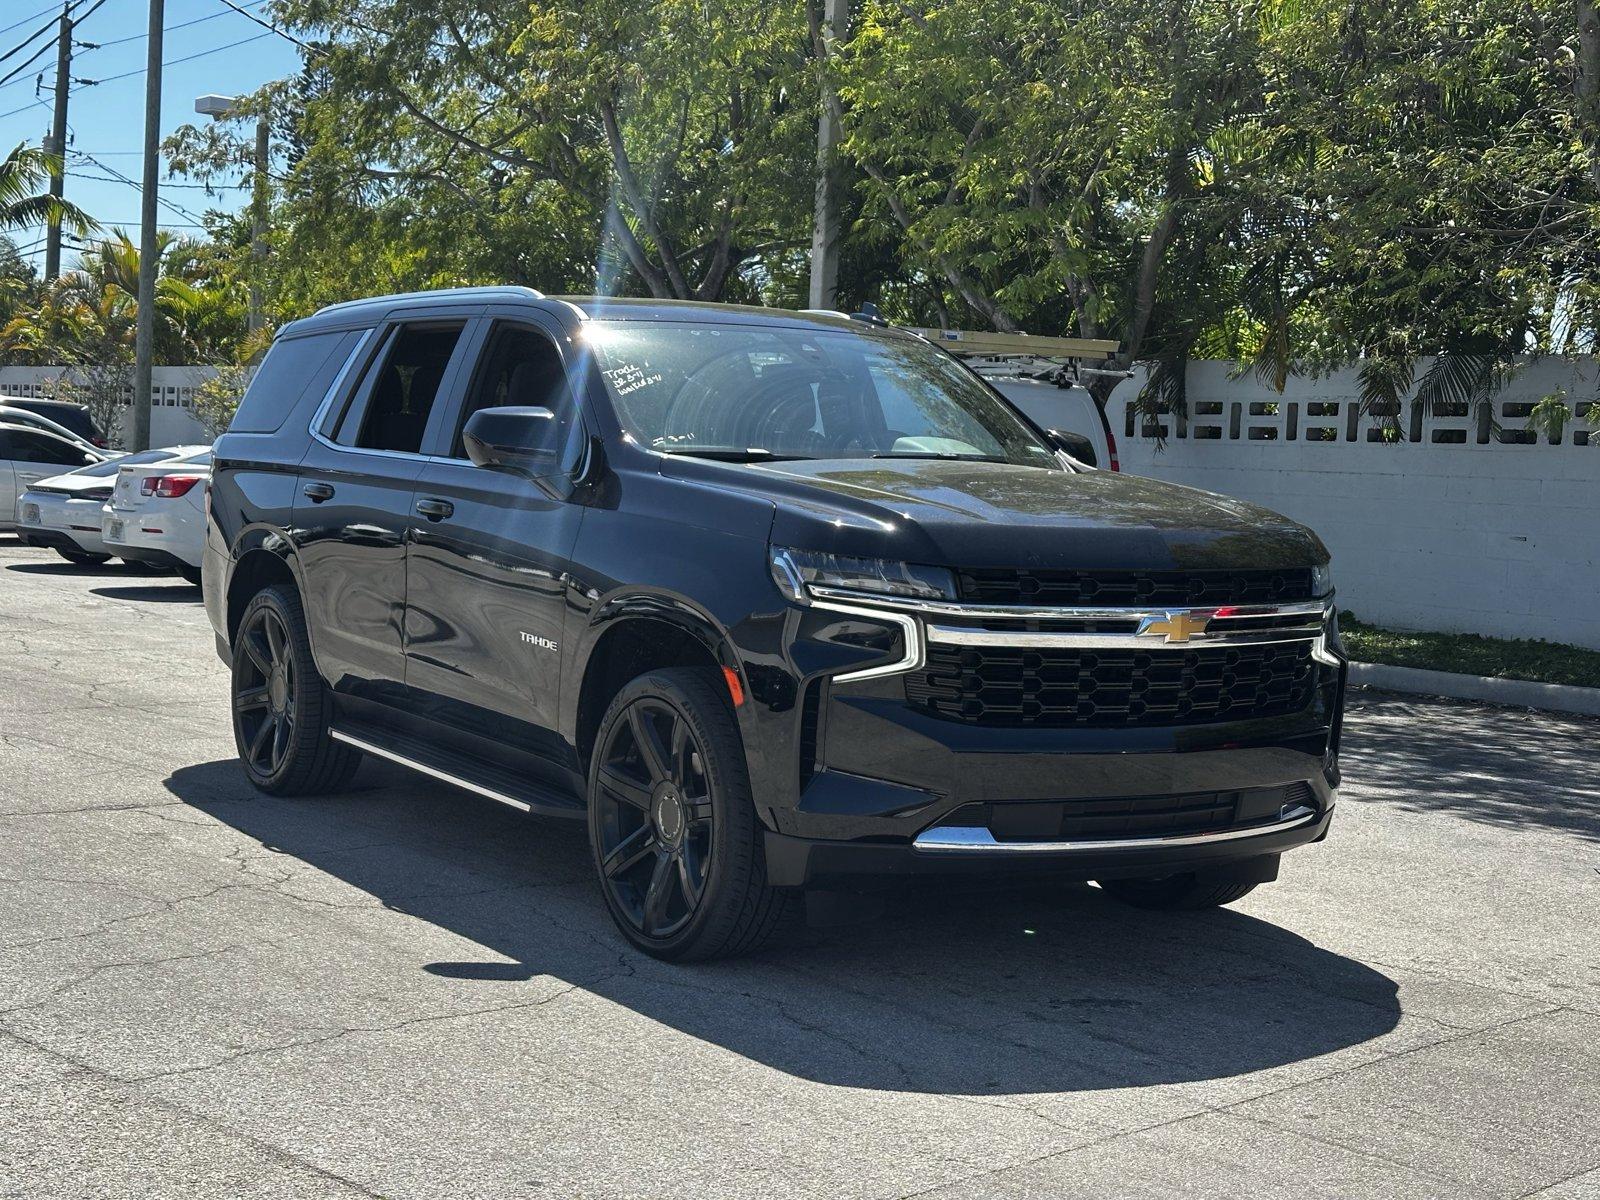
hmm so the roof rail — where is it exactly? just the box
[903,327,1120,361]
[313,285,547,317]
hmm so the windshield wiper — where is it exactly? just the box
[870,451,1008,462]
[657,446,815,462]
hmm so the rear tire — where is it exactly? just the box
[176,565,202,586]
[1097,874,1258,911]
[57,547,111,565]
[231,584,360,795]
[588,667,801,961]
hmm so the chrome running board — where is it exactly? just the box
[329,726,586,820]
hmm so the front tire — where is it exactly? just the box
[57,547,111,565]
[231,584,360,795]
[588,668,801,961]
[1097,874,1259,911]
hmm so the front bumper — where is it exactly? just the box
[752,590,1345,888]
[766,802,1333,887]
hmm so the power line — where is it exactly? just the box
[0,94,51,121]
[209,0,319,56]
[0,3,65,40]
[0,23,60,89]
[71,150,209,225]
[76,29,274,87]
[87,0,270,48]
[0,14,57,67]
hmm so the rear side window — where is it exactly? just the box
[330,323,465,454]
[229,330,363,434]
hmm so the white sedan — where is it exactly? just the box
[16,448,191,564]
[102,447,213,585]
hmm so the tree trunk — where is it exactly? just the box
[1579,0,1600,191]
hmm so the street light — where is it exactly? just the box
[195,93,268,334]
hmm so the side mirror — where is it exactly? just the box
[1047,429,1097,467]
[462,406,564,477]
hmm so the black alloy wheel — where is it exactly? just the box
[235,604,297,779]
[593,696,716,940]
[230,584,360,795]
[587,668,801,960]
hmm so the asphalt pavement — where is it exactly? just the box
[0,534,1596,1199]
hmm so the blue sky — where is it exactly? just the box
[0,0,302,272]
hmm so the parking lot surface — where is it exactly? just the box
[0,534,1596,1199]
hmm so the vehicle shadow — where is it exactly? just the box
[167,758,1401,1095]
[88,584,200,602]
[5,560,130,578]
[1344,691,1600,842]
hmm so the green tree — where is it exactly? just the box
[0,142,94,239]
[166,0,817,313]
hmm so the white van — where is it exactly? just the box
[982,375,1119,470]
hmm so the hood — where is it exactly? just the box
[669,457,1328,573]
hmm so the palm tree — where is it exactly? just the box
[0,142,94,237]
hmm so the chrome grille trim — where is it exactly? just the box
[925,622,1324,650]
[806,587,1329,625]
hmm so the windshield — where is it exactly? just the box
[584,321,1059,467]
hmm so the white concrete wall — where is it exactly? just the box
[1108,358,1600,650]
[0,366,214,448]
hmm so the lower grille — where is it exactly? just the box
[906,642,1315,727]
[940,781,1316,843]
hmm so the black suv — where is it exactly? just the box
[205,287,1345,960]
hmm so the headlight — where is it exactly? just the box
[1310,562,1334,599]
[770,547,956,604]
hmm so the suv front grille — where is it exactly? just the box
[906,642,1315,727]
[957,567,1315,608]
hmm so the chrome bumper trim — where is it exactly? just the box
[912,804,1320,854]
[330,729,532,812]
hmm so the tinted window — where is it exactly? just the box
[230,330,363,434]
[1,429,91,466]
[2,399,98,440]
[334,324,463,454]
[453,324,573,457]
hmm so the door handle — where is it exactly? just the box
[302,482,335,503]
[415,497,454,521]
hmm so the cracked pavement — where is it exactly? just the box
[0,534,1596,1199]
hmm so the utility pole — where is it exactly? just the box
[249,110,268,333]
[131,0,164,452]
[42,0,71,279]
[807,0,848,311]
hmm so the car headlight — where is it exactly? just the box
[1311,562,1334,599]
[770,547,956,604]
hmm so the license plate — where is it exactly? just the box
[21,504,39,524]
[107,519,124,541]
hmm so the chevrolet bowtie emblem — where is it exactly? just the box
[1135,610,1211,643]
